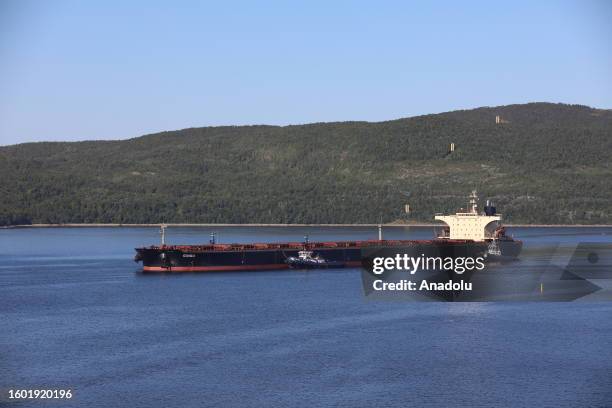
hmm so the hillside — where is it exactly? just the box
[1,102,611,226]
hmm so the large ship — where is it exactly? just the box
[134,192,521,272]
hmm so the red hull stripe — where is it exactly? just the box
[142,260,362,272]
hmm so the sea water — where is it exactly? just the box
[1,227,611,407]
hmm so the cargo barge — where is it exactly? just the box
[134,191,522,272]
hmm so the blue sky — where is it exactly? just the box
[0,0,610,145]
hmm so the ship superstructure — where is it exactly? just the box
[435,191,500,240]
[435,191,521,259]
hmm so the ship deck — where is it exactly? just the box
[136,239,478,253]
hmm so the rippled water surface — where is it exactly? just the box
[1,226,611,407]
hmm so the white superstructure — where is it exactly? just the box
[435,191,501,241]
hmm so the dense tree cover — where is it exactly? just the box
[0,103,611,226]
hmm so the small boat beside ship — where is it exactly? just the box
[134,191,522,272]
[285,250,346,269]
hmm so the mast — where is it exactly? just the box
[469,190,478,214]
[160,224,167,246]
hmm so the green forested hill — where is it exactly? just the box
[1,102,611,225]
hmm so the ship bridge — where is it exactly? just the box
[434,191,501,241]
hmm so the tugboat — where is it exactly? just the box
[285,250,346,269]
[434,191,522,260]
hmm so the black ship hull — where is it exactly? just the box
[135,239,493,273]
[485,239,523,261]
[135,246,362,272]
[498,239,523,258]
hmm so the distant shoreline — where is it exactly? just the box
[1,223,611,229]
